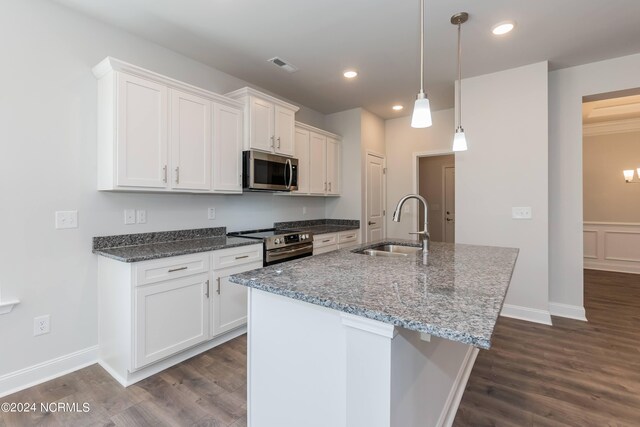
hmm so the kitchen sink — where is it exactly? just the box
[355,244,422,257]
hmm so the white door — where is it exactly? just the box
[444,166,455,243]
[366,153,386,242]
[212,262,261,336]
[116,73,168,188]
[309,132,327,194]
[213,103,243,192]
[294,128,310,194]
[326,138,340,195]
[274,106,295,156]
[249,97,274,152]
[133,273,210,369]
[170,90,212,191]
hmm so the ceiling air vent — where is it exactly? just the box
[267,57,298,73]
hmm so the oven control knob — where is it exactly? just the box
[300,235,305,240]
[274,238,280,244]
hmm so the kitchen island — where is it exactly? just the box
[230,239,518,427]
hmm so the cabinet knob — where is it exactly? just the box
[175,167,180,184]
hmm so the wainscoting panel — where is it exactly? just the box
[584,222,640,274]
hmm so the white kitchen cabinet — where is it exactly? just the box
[170,89,212,191]
[213,103,243,192]
[313,230,361,255]
[97,244,262,386]
[114,73,169,189]
[294,128,310,193]
[293,122,342,196]
[337,229,360,249]
[93,57,245,194]
[133,273,210,369]
[226,87,299,157]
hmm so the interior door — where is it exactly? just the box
[213,103,243,192]
[170,89,212,191]
[366,153,386,242]
[444,166,455,243]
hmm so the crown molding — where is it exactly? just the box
[583,117,640,137]
[225,86,300,112]
[295,121,341,140]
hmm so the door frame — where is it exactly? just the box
[364,151,387,243]
[412,149,454,236]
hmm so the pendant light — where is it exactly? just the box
[411,0,432,128]
[451,12,469,151]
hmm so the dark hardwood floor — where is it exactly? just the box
[2,269,639,426]
[455,269,640,426]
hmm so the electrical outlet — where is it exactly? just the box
[136,210,147,224]
[124,209,136,225]
[55,211,78,229]
[207,208,216,220]
[302,206,307,216]
[512,207,533,219]
[34,315,50,336]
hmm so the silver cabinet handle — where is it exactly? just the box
[163,165,168,183]
[216,277,221,295]
[205,280,210,298]
[175,166,180,184]
[270,136,275,148]
[168,266,188,273]
[235,255,249,260]
[324,182,327,191]
[277,137,281,148]
[322,239,332,243]
[328,182,332,192]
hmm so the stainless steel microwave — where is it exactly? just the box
[242,150,298,192]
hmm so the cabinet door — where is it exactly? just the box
[309,132,327,195]
[116,73,168,188]
[249,97,274,152]
[170,90,212,191]
[134,273,210,369]
[213,103,243,192]
[294,128,310,194]
[326,137,340,195]
[212,262,262,336]
[274,106,295,156]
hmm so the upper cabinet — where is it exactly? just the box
[226,87,299,157]
[93,57,243,194]
[293,122,341,197]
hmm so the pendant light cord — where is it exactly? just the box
[420,0,424,93]
[457,21,462,129]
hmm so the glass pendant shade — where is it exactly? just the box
[411,93,432,128]
[624,170,635,182]
[453,127,468,151]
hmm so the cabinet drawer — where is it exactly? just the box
[135,253,209,286]
[313,233,338,249]
[212,244,263,269]
[338,231,359,243]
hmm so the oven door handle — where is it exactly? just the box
[285,158,292,190]
[270,244,313,256]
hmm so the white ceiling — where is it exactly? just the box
[53,0,640,119]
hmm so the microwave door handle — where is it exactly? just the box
[285,158,292,189]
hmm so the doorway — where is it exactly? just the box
[416,153,455,243]
[365,152,386,242]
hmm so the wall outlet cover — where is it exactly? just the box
[512,207,533,219]
[207,208,216,220]
[55,211,78,229]
[124,209,136,225]
[33,315,50,336]
[136,210,147,224]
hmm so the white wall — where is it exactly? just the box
[549,52,640,317]
[457,62,550,324]
[0,0,328,382]
[384,110,454,239]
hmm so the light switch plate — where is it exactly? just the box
[136,210,147,224]
[207,208,216,220]
[124,209,136,225]
[512,207,532,219]
[55,211,78,229]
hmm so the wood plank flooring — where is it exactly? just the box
[2,269,639,426]
[454,269,640,426]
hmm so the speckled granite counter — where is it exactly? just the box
[230,239,518,349]
[93,227,259,262]
[274,219,359,235]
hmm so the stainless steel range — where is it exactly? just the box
[227,228,313,266]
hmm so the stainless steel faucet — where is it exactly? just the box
[392,194,430,252]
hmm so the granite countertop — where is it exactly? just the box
[229,239,518,349]
[92,227,260,263]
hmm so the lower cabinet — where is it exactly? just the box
[313,229,361,255]
[97,244,262,386]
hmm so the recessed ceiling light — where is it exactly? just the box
[491,21,515,36]
[343,70,358,79]
[392,105,404,111]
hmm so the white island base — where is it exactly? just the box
[247,289,479,427]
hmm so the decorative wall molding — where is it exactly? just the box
[500,304,553,325]
[583,118,640,137]
[584,222,640,274]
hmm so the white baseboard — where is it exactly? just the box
[437,346,479,427]
[500,304,552,325]
[549,302,587,322]
[0,345,98,398]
